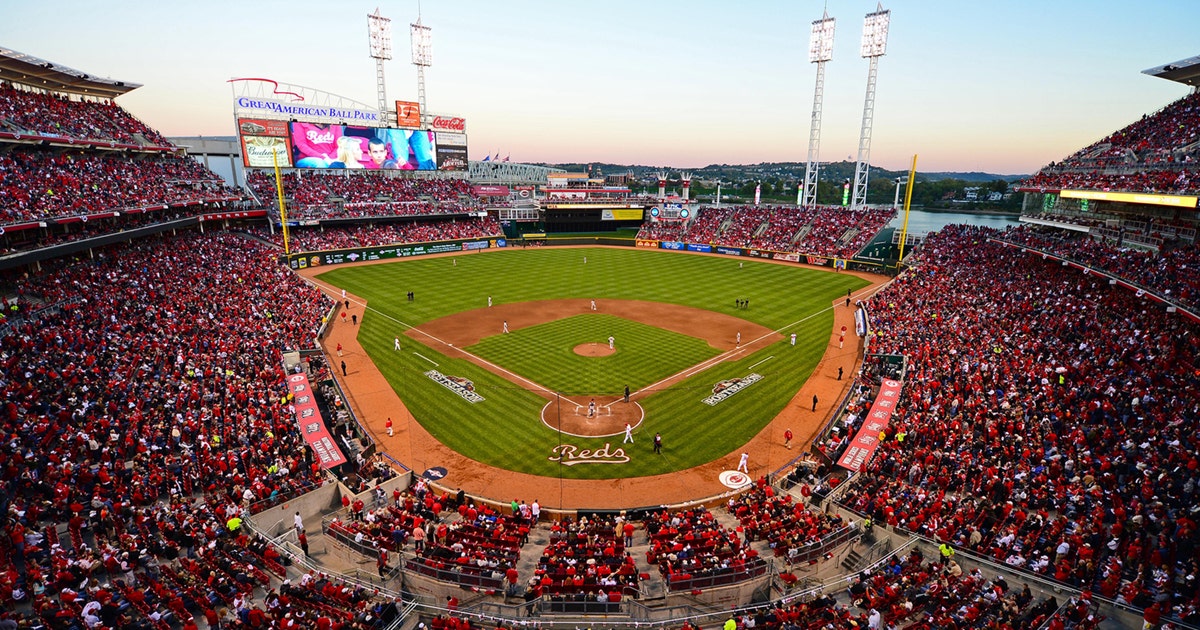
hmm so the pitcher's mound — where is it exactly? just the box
[574,342,615,357]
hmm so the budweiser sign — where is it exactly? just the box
[430,116,466,132]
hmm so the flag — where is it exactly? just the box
[502,155,510,162]
[482,154,491,162]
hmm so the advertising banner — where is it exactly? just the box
[471,185,511,196]
[241,137,291,168]
[716,246,743,256]
[636,239,659,248]
[600,209,644,221]
[686,243,713,253]
[429,115,466,132]
[837,378,903,472]
[238,118,293,167]
[288,373,347,469]
[660,241,685,251]
[287,239,491,268]
[289,122,438,171]
[436,132,468,146]
[435,144,468,171]
[394,100,421,128]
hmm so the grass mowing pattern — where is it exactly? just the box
[318,247,868,479]
[467,314,721,395]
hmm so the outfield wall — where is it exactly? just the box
[282,235,887,273]
[284,237,507,269]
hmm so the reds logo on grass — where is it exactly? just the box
[702,373,763,406]
[548,443,630,466]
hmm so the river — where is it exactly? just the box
[888,208,1020,234]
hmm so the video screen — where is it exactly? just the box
[288,122,438,171]
[237,118,293,168]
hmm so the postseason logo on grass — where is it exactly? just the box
[425,370,485,403]
[702,373,764,406]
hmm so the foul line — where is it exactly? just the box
[642,284,888,393]
[748,356,775,370]
[413,352,439,367]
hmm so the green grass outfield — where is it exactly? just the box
[316,247,868,479]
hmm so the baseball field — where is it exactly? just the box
[315,247,869,481]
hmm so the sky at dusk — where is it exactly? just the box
[2,0,1197,174]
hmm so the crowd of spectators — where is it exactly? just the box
[1018,168,1199,196]
[0,209,201,255]
[636,205,894,259]
[0,81,172,147]
[249,217,503,253]
[643,505,763,589]
[839,225,1200,624]
[715,205,772,247]
[726,486,849,562]
[0,231,342,627]
[634,221,687,242]
[0,151,240,225]
[1020,91,1200,194]
[998,223,1200,310]
[753,207,811,251]
[246,170,478,216]
[1055,92,1200,169]
[790,546,1076,630]
[534,513,639,599]
[679,206,734,244]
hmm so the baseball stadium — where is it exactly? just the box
[0,7,1198,630]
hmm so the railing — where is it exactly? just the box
[665,558,771,592]
[404,557,504,590]
[778,522,861,567]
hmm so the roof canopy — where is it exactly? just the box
[1142,55,1200,89]
[0,47,141,99]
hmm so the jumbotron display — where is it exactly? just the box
[236,117,467,171]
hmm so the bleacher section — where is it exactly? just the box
[636,205,895,259]
[1019,91,1200,195]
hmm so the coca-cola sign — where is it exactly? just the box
[430,116,466,132]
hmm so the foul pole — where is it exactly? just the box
[273,148,290,256]
[897,154,917,264]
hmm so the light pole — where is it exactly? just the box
[801,12,836,208]
[851,4,891,210]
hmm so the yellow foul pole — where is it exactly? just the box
[897,154,918,264]
[273,147,290,256]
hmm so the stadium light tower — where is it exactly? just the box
[851,4,890,210]
[367,9,393,126]
[800,11,835,208]
[410,16,433,126]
